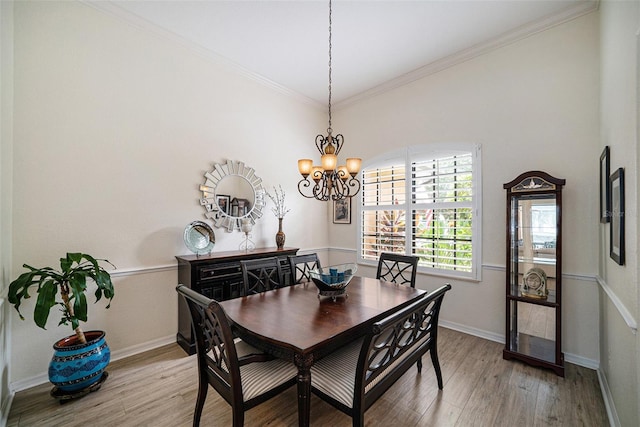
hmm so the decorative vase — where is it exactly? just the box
[48,330,110,393]
[275,218,286,249]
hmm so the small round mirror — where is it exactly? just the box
[183,221,215,255]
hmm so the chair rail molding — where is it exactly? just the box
[596,275,638,334]
[110,263,177,278]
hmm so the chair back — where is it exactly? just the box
[176,285,241,406]
[288,253,321,284]
[355,284,451,411]
[376,253,419,287]
[240,257,284,295]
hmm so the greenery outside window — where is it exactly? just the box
[358,144,482,281]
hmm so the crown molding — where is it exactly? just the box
[82,0,598,112]
[334,0,600,110]
[80,0,324,110]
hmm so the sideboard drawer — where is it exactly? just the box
[197,262,242,282]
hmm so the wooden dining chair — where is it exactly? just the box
[176,285,297,427]
[240,257,284,296]
[376,252,419,287]
[309,284,451,427]
[288,253,321,284]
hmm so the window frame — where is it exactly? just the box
[357,143,482,281]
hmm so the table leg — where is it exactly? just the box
[294,353,313,427]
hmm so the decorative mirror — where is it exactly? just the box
[199,160,266,232]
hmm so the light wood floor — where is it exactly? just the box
[7,328,608,427]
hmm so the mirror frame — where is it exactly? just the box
[199,160,266,232]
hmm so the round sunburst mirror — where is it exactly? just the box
[199,160,266,232]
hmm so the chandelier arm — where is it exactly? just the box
[313,174,331,201]
[315,134,327,155]
[331,176,346,201]
[298,178,314,199]
[332,134,343,155]
[347,176,362,196]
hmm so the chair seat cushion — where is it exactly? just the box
[311,333,429,408]
[311,339,362,408]
[209,338,296,401]
[240,358,298,401]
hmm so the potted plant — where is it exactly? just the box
[8,252,115,397]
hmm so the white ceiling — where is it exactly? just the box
[91,0,598,108]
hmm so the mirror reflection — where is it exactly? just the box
[515,196,556,295]
[215,175,255,217]
[199,160,266,232]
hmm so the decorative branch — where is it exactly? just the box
[267,185,291,219]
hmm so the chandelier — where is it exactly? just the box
[297,0,361,201]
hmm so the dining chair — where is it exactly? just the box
[288,253,321,284]
[176,285,297,427]
[376,252,419,287]
[240,257,284,295]
[309,284,451,427]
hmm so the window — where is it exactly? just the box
[359,144,482,281]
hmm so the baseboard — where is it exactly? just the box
[1,392,14,427]
[439,319,504,344]
[564,351,599,370]
[9,334,177,393]
[109,334,176,362]
[597,368,621,427]
[439,320,600,370]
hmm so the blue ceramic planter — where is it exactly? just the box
[48,330,110,393]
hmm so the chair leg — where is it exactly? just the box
[430,347,443,389]
[232,407,245,427]
[352,412,365,427]
[193,380,208,427]
[417,356,423,373]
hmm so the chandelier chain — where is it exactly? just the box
[327,0,332,133]
[296,0,361,202]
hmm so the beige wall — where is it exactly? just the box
[332,12,601,362]
[9,1,326,387]
[598,0,640,426]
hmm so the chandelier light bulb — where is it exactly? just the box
[298,159,313,177]
[321,153,337,171]
[346,158,362,175]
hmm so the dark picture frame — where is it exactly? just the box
[333,198,351,224]
[609,168,625,265]
[599,146,610,223]
[216,194,230,215]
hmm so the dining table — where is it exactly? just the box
[219,275,427,427]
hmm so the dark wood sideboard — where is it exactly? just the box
[175,247,299,355]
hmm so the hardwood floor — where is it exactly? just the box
[7,328,608,426]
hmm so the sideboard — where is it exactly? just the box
[175,247,299,355]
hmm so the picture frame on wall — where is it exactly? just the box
[609,168,625,265]
[216,195,230,215]
[599,146,610,223]
[333,198,351,224]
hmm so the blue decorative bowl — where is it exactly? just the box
[48,330,110,393]
[309,263,357,298]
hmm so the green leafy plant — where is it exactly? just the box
[8,252,115,344]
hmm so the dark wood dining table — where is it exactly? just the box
[219,275,427,427]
